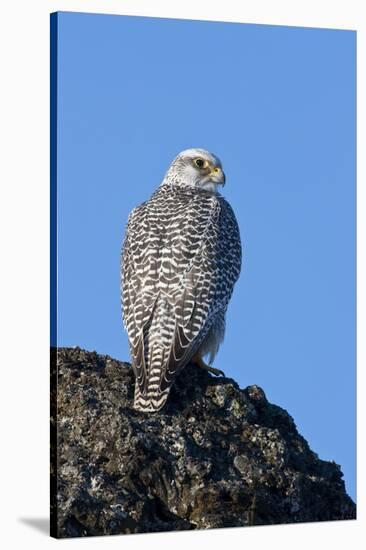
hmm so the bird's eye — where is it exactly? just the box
[194,158,206,168]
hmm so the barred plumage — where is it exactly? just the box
[121,149,242,412]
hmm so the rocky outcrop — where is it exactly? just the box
[50,347,356,538]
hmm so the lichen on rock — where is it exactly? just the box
[50,347,356,538]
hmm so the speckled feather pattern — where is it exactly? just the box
[121,180,241,411]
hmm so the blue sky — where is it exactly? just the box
[55,12,356,501]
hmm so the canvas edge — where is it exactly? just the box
[50,11,59,540]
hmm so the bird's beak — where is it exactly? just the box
[210,167,226,186]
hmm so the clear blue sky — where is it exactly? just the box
[55,12,356,501]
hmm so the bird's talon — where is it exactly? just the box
[213,368,225,377]
[193,354,225,377]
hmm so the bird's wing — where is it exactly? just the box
[160,194,242,391]
[121,201,159,390]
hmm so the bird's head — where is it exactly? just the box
[163,148,226,193]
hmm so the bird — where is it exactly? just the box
[121,148,242,412]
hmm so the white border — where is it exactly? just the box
[0,1,363,549]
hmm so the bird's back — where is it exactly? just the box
[121,183,241,411]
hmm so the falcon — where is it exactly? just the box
[121,148,242,412]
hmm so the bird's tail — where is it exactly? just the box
[133,385,170,412]
[133,345,170,412]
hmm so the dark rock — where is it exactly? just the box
[50,347,356,538]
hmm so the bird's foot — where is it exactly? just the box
[193,354,225,377]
